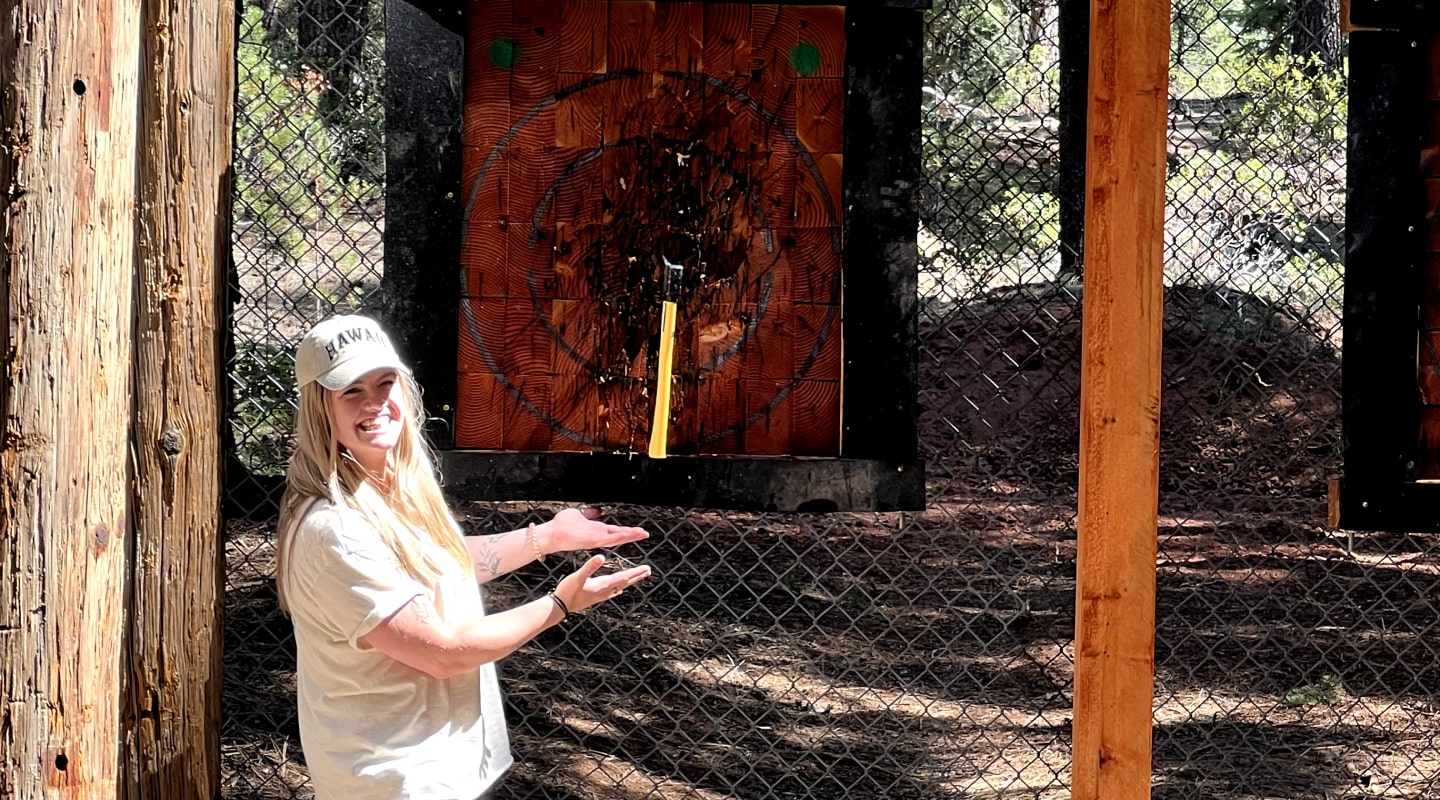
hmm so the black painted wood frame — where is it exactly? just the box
[382,0,927,511]
[1335,30,1431,530]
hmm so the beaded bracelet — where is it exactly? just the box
[526,521,545,563]
[548,592,570,619]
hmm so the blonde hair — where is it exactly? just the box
[275,372,472,612]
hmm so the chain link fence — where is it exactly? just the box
[222,1,1440,798]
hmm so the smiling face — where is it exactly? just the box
[326,368,406,476]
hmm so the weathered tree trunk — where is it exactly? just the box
[1293,0,1343,73]
[0,1,143,796]
[121,0,234,797]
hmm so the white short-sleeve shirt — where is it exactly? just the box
[282,500,513,800]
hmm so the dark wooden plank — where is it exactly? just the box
[745,379,795,454]
[750,5,802,80]
[550,297,598,374]
[403,0,466,36]
[837,4,921,464]
[512,0,563,72]
[1349,0,1440,29]
[551,374,602,450]
[794,302,842,382]
[608,1,656,72]
[797,5,847,78]
[1424,256,1440,328]
[1337,31,1427,528]
[1419,331,1440,405]
[461,220,507,297]
[456,372,506,448]
[555,72,606,149]
[795,152,843,227]
[384,0,465,447]
[1427,178,1440,249]
[790,379,841,455]
[502,375,554,450]
[787,227,842,303]
[703,4,751,78]
[746,300,795,381]
[403,0,931,42]
[1428,33,1440,100]
[797,77,845,154]
[753,148,797,223]
[461,0,512,150]
[1422,406,1440,480]
[655,2,704,73]
[697,375,745,453]
[1056,0,1088,280]
[437,450,925,511]
[1334,478,1440,531]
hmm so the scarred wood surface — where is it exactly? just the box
[121,0,233,796]
[1072,0,1168,796]
[0,1,142,796]
[458,1,846,456]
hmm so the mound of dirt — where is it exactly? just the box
[919,282,1340,505]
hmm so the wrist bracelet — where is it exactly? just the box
[527,521,545,563]
[549,592,570,619]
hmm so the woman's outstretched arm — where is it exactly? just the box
[359,555,652,678]
[465,507,649,581]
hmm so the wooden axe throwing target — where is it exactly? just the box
[457,1,846,457]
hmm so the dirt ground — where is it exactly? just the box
[220,287,1440,799]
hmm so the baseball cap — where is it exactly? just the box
[295,315,410,390]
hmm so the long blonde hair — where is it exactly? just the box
[275,372,472,612]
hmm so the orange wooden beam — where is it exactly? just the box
[1072,0,1169,796]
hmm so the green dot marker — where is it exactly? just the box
[790,41,821,76]
[489,38,519,69]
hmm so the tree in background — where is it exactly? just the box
[1228,0,1343,74]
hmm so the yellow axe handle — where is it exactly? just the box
[648,299,679,458]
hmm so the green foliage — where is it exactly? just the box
[234,2,382,259]
[1283,673,1344,707]
[231,338,298,476]
[1169,148,1344,321]
[1171,0,1252,97]
[993,44,1058,117]
[925,0,1009,109]
[920,111,1060,292]
[1224,53,1346,166]
[920,1,1068,293]
[1172,150,1295,211]
[1224,0,1294,59]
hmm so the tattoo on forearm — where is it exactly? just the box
[474,542,503,579]
[469,530,521,579]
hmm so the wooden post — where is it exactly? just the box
[0,0,143,796]
[121,0,234,796]
[1072,0,1168,797]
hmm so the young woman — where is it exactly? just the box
[275,314,652,800]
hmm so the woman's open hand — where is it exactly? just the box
[538,507,649,556]
[553,555,653,614]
